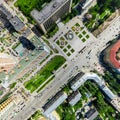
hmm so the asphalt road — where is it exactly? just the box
[14,16,120,120]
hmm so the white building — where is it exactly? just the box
[43,91,67,117]
[68,91,81,106]
[31,0,72,33]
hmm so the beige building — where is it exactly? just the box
[31,0,72,34]
[111,97,120,112]
[0,95,21,120]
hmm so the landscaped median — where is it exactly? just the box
[24,55,66,93]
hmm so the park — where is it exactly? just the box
[24,55,66,93]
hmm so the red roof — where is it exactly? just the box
[110,40,120,68]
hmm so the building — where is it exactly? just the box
[70,72,86,91]
[22,27,32,38]
[101,85,116,100]
[70,73,116,100]
[0,4,12,20]
[43,91,67,117]
[0,4,32,36]
[111,97,120,112]
[31,0,72,34]
[0,95,22,120]
[103,40,120,73]
[9,15,26,33]
[79,0,95,10]
[68,90,81,106]
[85,108,99,120]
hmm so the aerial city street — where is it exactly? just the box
[0,0,120,120]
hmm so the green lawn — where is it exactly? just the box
[9,82,17,89]
[78,34,82,38]
[67,52,71,56]
[81,38,86,42]
[0,90,3,95]
[67,45,71,49]
[82,30,87,35]
[28,110,42,120]
[71,49,75,53]
[86,35,90,39]
[75,23,80,27]
[56,103,75,120]
[24,55,66,93]
[15,0,51,16]
[37,75,55,93]
[15,0,39,16]
[0,92,12,104]
[12,42,20,50]
[63,48,67,53]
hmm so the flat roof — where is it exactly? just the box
[68,91,81,106]
[85,108,98,120]
[0,4,12,20]
[31,0,67,24]
[9,16,25,32]
[22,28,32,37]
[70,72,85,85]
[43,91,65,111]
[43,91,67,116]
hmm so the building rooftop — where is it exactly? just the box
[22,28,32,38]
[101,85,116,100]
[31,0,66,24]
[0,94,24,120]
[68,91,81,106]
[0,4,12,20]
[111,97,120,112]
[43,91,67,116]
[9,16,25,32]
[85,108,98,120]
[70,72,85,86]
[81,0,93,9]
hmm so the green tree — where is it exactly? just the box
[111,0,120,8]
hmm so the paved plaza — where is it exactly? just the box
[13,14,120,120]
[0,0,120,119]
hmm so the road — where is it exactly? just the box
[14,61,79,120]
[14,15,120,120]
[1,0,119,119]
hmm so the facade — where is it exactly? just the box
[43,91,67,117]
[103,40,120,73]
[31,0,72,34]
